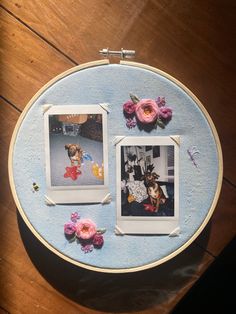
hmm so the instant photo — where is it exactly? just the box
[44,105,109,204]
[116,136,179,234]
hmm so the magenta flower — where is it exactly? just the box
[159,107,172,120]
[126,117,137,129]
[135,99,160,124]
[75,219,97,240]
[156,96,166,107]
[64,222,76,235]
[123,100,136,115]
[93,233,104,248]
[71,212,80,222]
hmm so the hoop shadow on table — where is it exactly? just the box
[17,210,211,313]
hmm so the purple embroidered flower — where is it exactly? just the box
[64,222,76,235]
[126,117,137,129]
[123,100,136,115]
[93,233,104,248]
[159,107,172,120]
[71,211,80,222]
[156,96,166,107]
[81,244,93,253]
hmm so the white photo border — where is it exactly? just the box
[116,136,179,234]
[44,104,109,204]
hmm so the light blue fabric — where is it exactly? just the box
[12,64,219,270]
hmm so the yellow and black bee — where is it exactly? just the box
[32,182,39,192]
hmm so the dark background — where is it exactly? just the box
[1,1,235,313]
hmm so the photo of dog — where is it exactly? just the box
[116,137,179,234]
[147,182,167,212]
[120,145,175,217]
[142,171,160,187]
[48,111,105,187]
[65,144,83,167]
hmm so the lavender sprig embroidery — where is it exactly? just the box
[187,146,200,168]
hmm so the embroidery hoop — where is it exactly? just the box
[8,59,223,273]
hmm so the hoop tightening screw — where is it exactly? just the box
[99,48,135,59]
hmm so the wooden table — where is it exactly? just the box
[0,1,235,313]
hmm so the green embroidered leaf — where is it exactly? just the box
[155,119,165,129]
[130,93,140,104]
[97,228,106,234]
[68,235,77,243]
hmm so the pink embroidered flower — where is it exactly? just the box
[123,100,136,115]
[93,233,104,248]
[135,99,160,124]
[159,107,172,120]
[64,222,76,235]
[156,96,166,107]
[71,212,80,222]
[75,219,97,240]
[126,117,137,129]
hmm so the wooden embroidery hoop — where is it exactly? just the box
[8,59,223,273]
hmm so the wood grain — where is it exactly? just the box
[0,8,74,111]
[1,0,149,63]
[0,98,19,210]
[196,179,236,257]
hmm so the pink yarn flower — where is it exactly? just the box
[159,107,172,120]
[135,99,160,124]
[64,222,76,235]
[75,219,97,240]
[93,233,104,248]
[123,100,136,115]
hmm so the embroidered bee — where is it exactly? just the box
[187,146,200,168]
[32,182,39,192]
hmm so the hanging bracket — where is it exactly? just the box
[99,48,135,59]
